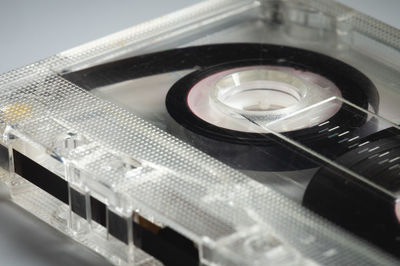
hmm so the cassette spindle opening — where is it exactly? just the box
[210,69,306,120]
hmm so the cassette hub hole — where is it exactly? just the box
[217,84,301,112]
[211,69,307,117]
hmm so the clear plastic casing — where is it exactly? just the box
[1,0,400,265]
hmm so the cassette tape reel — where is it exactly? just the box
[65,43,378,172]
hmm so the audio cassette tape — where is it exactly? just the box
[1,0,400,265]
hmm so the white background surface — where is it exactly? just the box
[0,1,399,265]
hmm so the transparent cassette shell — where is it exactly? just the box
[0,0,400,265]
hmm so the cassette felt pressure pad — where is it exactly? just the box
[1,0,400,265]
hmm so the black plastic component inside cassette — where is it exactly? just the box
[12,148,198,266]
[304,127,400,256]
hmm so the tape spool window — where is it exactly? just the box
[63,43,378,172]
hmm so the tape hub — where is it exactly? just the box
[187,66,341,133]
[218,86,300,112]
[210,69,308,120]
